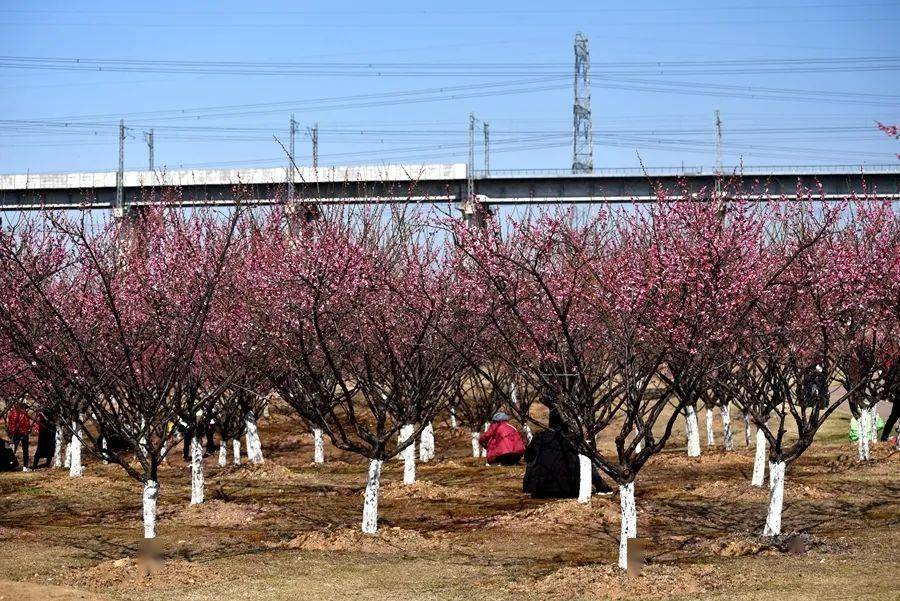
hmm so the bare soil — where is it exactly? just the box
[0,409,897,600]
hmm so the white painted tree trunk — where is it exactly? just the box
[244,412,264,465]
[858,406,874,461]
[751,428,767,487]
[53,423,64,468]
[577,454,592,504]
[64,439,71,468]
[313,428,325,464]
[523,424,533,444]
[705,407,715,447]
[481,422,490,458]
[419,422,435,462]
[101,437,109,464]
[471,431,481,458]
[69,421,83,478]
[742,412,752,447]
[618,482,637,570]
[685,406,701,457]
[361,459,383,534]
[232,438,241,465]
[449,405,457,429]
[400,424,416,485]
[763,460,786,536]
[721,403,734,451]
[218,441,228,467]
[143,480,159,539]
[190,435,204,505]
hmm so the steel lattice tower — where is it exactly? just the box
[572,32,593,173]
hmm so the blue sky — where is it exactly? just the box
[1,0,898,174]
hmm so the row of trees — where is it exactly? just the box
[1,184,897,569]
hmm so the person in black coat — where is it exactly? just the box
[522,408,612,498]
[31,411,56,469]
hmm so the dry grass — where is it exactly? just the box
[0,409,897,600]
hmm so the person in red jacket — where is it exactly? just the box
[479,412,526,466]
[5,402,35,472]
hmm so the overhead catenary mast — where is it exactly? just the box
[288,113,296,203]
[715,109,723,173]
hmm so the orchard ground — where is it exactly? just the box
[0,408,897,601]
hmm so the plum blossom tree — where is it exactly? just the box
[0,206,245,537]
[720,196,895,536]
[254,207,471,533]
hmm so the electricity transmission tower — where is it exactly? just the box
[572,32,593,173]
[467,112,476,202]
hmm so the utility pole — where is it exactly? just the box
[714,109,722,174]
[143,129,154,171]
[572,32,593,173]
[115,119,125,215]
[289,113,296,203]
[483,121,490,175]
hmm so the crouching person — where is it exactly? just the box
[523,408,614,498]
[479,412,525,466]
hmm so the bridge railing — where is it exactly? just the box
[475,164,900,178]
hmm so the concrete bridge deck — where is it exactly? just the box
[1,163,898,211]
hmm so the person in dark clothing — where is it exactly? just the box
[30,411,56,469]
[0,439,19,471]
[880,349,900,442]
[523,408,613,498]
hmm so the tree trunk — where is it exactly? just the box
[244,412,264,465]
[449,406,457,430]
[190,434,204,505]
[685,406,701,457]
[858,406,874,461]
[523,424,533,444]
[721,403,734,451]
[577,454,592,504]
[751,428,767,487]
[143,480,159,539]
[53,423,64,468]
[69,420,83,478]
[617,482,637,570]
[470,431,480,458]
[218,440,228,467]
[401,424,416,485]
[742,412,752,447]
[481,422,489,458]
[419,422,435,462]
[64,438,71,468]
[705,407,715,447]
[361,459,383,534]
[313,428,325,464]
[232,438,242,465]
[763,460,785,536]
